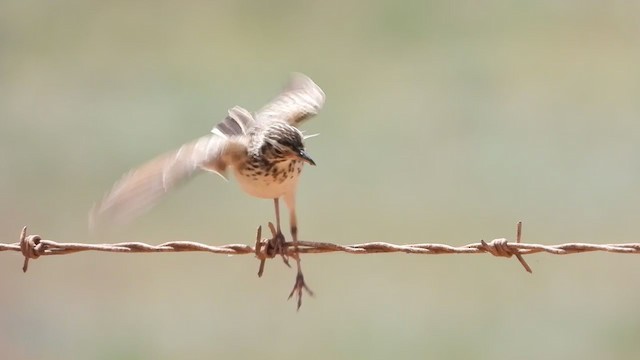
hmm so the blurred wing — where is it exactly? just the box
[89,135,246,230]
[254,73,326,127]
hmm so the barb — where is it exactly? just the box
[2,223,640,275]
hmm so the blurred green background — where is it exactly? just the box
[2,1,640,359]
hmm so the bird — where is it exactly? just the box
[90,73,325,308]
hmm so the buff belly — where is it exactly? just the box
[233,160,304,199]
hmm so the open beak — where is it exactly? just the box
[298,149,316,166]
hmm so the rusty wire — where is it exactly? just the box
[2,222,640,276]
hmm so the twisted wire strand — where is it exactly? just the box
[2,223,639,274]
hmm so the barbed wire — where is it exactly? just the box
[2,222,640,277]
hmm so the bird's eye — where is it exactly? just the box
[272,146,285,156]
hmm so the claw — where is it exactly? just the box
[288,271,314,310]
[268,222,290,267]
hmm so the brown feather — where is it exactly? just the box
[89,135,246,229]
[255,73,325,127]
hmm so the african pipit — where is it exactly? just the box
[90,73,325,308]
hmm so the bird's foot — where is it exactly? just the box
[255,223,291,277]
[268,222,291,268]
[288,270,314,310]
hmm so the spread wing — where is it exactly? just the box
[89,133,247,230]
[211,105,256,138]
[254,73,326,127]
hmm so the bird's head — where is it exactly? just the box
[262,122,316,166]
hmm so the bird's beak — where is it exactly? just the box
[298,149,316,166]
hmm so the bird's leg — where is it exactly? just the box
[272,198,289,266]
[284,193,313,310]
[274,198,282,234]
